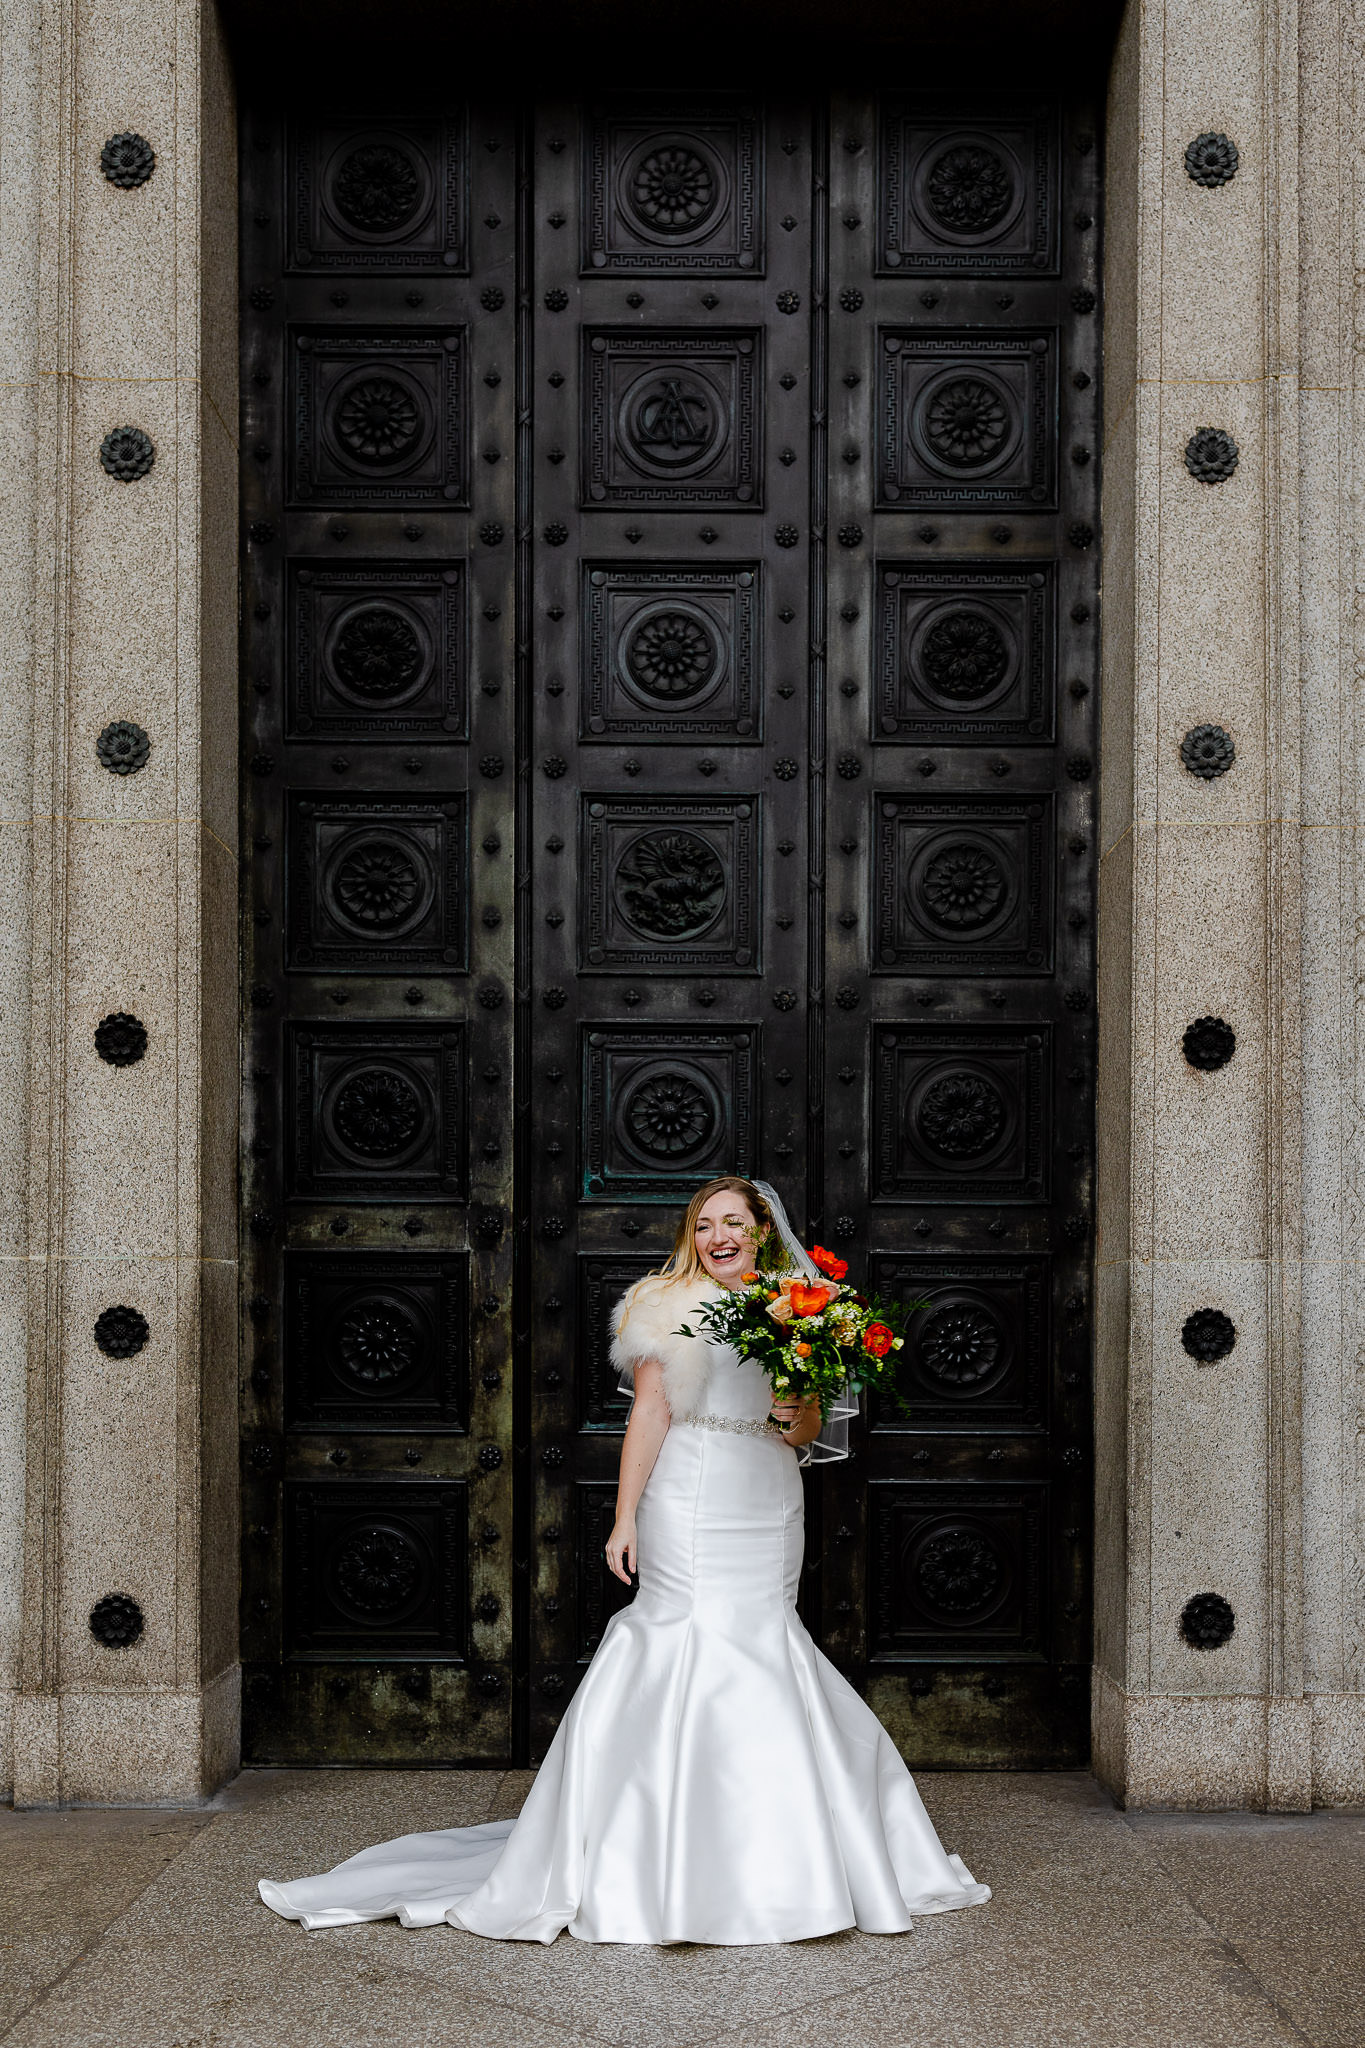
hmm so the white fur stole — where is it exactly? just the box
[609,1275,728,1419]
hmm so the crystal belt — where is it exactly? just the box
[676,1413,782,1440]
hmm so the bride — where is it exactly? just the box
[258,1175,990,1944]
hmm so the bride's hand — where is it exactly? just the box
[605,1514,637,1586]
[769,1400,804,1431]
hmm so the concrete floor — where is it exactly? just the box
[0,1772,1360,2048]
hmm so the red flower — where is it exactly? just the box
[863,1321,894,1358]
[810,1245,849,1280]
[788,1282,833,1318]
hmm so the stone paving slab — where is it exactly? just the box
[0,1772,1358,2048]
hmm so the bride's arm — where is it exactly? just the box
[605,1359,670,1585]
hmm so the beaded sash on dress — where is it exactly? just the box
[674,1413,782,1441]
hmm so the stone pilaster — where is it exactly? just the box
[3,0,238,1805]
[1096,0,1364,1808]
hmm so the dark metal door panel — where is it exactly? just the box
[240,84,1098,1772]
[819,93,1099,1767]
[240,104,519,1763]
[522,94,822,1763]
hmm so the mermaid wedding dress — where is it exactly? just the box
[258,1277,990,1944]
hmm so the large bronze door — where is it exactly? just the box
[240,86,1097,1769]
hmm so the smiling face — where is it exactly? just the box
[692,1190,763,1287]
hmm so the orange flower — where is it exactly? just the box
[741,1270,760,1284]
[862,1321,894,1358]
[794,1341,812,1358]
[810,1245,849,1280]
[788,1281,833,1318]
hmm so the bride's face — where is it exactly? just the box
[693,1192,762,1287]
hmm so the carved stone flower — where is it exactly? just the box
[1180,723,1235,778]
[94,1012,147,1066]
[89,1592,144,1648]
[1181,1307,1236,1361]
[100,132,156,188]
[1185,133,1239,188]
[1180,1590,1235,1649]
[94,1303,149,1357]
[99,427,155,482]
[96,720,151,775]
[1182,1015,1236,1071]
[1184,427,1239,483]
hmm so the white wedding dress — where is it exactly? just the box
[258,1280,990,1944]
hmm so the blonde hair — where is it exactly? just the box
[614,1176,776,1333]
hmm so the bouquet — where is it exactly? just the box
[676,1227,916,1425]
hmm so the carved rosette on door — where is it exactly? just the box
[240,90,1097,1771]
